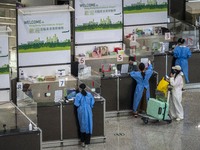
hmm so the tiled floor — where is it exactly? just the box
[44,89,200,150]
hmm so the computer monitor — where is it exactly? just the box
[169,42,177,50]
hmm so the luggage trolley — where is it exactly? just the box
[140,86,172,124]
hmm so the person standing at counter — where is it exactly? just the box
[173,38,192,83]
[74,83,95,148]
[130,61,153,117]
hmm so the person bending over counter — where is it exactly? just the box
[130,61,153,117]
[74,83,95,148]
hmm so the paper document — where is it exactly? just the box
[141,58,149,68]
[54,90,63,102]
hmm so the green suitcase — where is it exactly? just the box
[147,98,169,120]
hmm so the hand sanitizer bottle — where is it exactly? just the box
[29,122,33,131]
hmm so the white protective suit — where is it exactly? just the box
[169,73,184,119]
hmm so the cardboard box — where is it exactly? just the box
[45,76,56,81]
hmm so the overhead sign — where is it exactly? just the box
[75,0,123,44]
[124,0,168,25]
[0,27,11,101]
[18,7,71,66]
[0,33,10,89]
[0,31,9,56]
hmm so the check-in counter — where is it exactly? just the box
[37,102,61,142]
[37,98,105,147]
[21,75,78,103]
[154,51,200,83]
[0,100,41,150]
[76,55,130,73]
[21,76,105,147]
[63,98,105,139]
[101,72,157,115]
[101,77,118,111]
[0,130,41,150]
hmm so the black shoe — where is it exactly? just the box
[133,112,138,118]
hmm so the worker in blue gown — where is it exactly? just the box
[130,61,153,117]
[74,83,95,147]
[173,38,192,83]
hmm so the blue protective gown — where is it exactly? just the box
[173,46,191,83]
[130,64,153,112]
[74,92,95,134]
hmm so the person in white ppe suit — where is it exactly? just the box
[169,65,184,121]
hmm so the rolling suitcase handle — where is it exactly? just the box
[166,85,172,104]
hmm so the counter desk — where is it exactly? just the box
[76,55,130,73]
[0,101,41,150]
[154,51,200,83]
[21,75,78,102]
[0,130,41,150]
[37,98,105,148]
[101,72,157,116]
[20,76,105,147]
